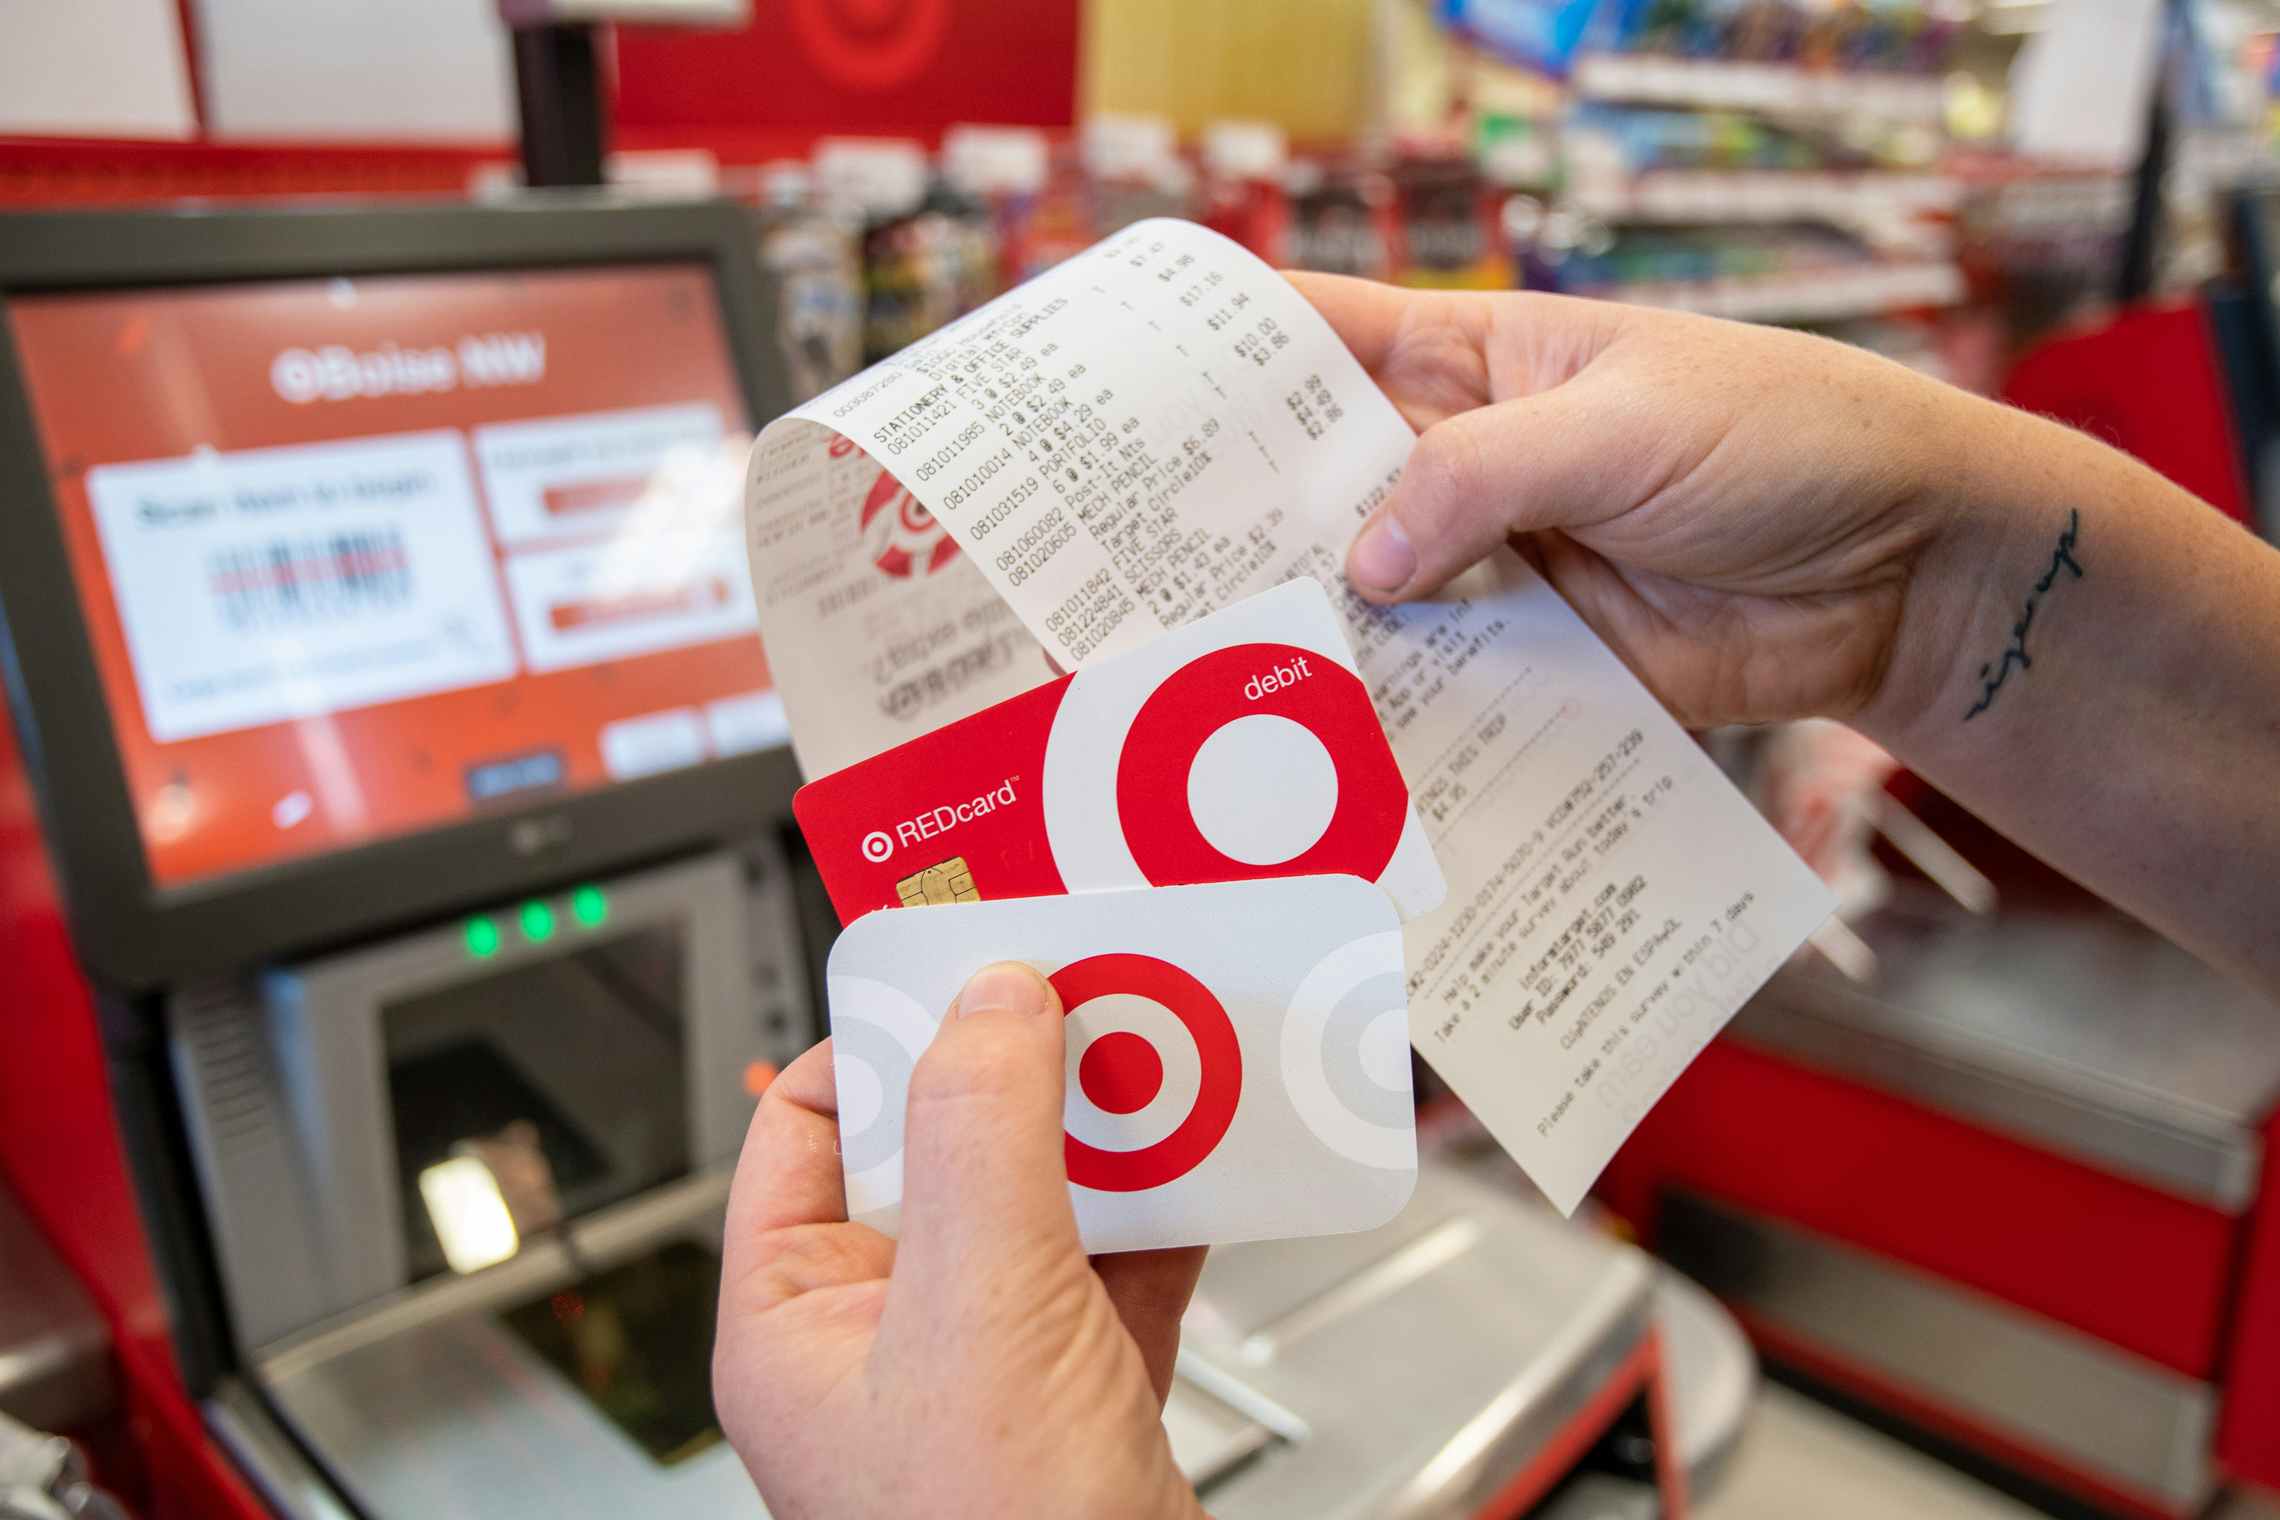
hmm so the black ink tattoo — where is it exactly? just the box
[1963,509,2083,722]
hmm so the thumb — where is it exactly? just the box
[1346,384,1637,601]
[892,961,1080,1294]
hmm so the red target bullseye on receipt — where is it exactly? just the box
[825,875,1416,1252]
[857,464,958,579]
[795,578,1446,922]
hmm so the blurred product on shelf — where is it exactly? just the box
[1524,220,1963,322]
[813,138,970,365]
[733,162,864,404]
[1392,140,1512,288]
[1565,102,1832,178]
[1477,112,1562,194]
[1199,119,1293,261]
[1605,0,1961,79]
[942,124,1054,289]
[1952,157,2135,345]
[1083,114,1194,235]
[1284,157,1399,280]
[1435,0,1970,361]
[1570,49,1949,124]
[921,154,1001,320]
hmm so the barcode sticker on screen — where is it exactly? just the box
[208,532,413,630]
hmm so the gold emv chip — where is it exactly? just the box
[896,855,979,907]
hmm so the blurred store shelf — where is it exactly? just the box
[1570,171,1963,228]
[1572,54,1946,125]
[1589,261,1966,323]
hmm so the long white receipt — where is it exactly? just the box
[745,218,1833,1212]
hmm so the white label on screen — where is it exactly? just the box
[86,430,517,743]
[473,402,729,546]
[600,707,707,779]
[706,689,789,756]
[500,528,758,673]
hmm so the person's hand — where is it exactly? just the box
[713,962,1208,1520]
[1293,273,1990,730]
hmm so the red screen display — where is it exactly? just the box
[8,264,779,889]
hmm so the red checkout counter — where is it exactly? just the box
[1601,877,2280,1519]
[0,198,1746,1520]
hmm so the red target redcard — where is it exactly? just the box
[793,577,1445,922]
[825,874,1415,1252]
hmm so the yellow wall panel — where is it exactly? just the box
[1080,0,1380,142]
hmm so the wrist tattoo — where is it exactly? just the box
[1963,508,2083,722]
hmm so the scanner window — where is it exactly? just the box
[383,925,692,1282]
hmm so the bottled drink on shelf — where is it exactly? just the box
[1084,114,1194,238]
[733,161,864,404]
[814,138,966,364]
[1199,120,1291,264]
[942,124,1054,293]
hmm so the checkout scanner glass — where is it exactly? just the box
[383,921,727,1462]
[497,1239,726,1467]
[4,263,781,891]
[384,922,691,1281]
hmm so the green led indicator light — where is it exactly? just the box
[465,916,502,960]
[571,885,608,928]
[519,900,556,943]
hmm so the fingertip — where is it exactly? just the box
[1282,269,1420,374]
[1347,511,1418,598]
[951,960,1058,1020]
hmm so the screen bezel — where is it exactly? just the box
[0,199,800,991]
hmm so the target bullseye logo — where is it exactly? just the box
[860,830,895,863]
[1080,1031,1162,1113]
[1053,953,1242,1193]
[789,0,951,91]
[859,466,958,579]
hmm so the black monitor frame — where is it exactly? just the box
[0,198,800,992]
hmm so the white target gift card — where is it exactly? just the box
[796,577,1446,924]
[826,874,1417,1253]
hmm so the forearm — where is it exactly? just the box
[1858,397,2280,995]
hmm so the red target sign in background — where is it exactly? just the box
[615,0,1077,135]
[788,0,954,91]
